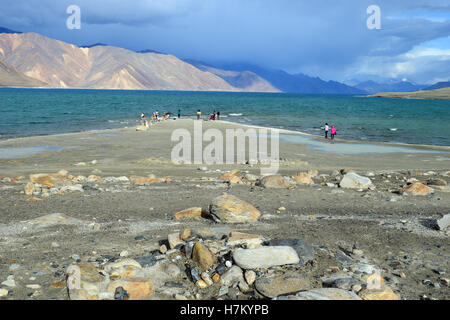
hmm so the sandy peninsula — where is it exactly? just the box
[369,87,450,100]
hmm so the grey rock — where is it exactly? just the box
[233,246,300,269]
[275,288,361,300]
[255,274,311,298]
[135,255,164,268]
[218,285,229,296]
[267,238,315,266]
[436,214,450,231]
[322,275,361,290]
[220,266,244,287]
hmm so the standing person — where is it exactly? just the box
[140,112,147,126]
[155,110,159,121]
[330,125,336,140]
[217,111,220,120]
[197,109,201,120]
[178,109,181,119]
[324,123,329,139]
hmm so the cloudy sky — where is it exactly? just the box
[1,0,449,84]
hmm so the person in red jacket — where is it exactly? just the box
[330,125,336,140]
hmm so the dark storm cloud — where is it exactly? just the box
[0,0,448,83]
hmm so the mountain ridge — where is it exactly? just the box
[354,80,426,94]
[0,32,244,91]
[423,81,450,91]
[0,59,47,88]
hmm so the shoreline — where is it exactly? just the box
[2,118,449,154]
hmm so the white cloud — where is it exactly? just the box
[344,43,450,84]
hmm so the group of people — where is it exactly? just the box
[324,123,337,140]
[140,108,221,126]
[140,110,171,127]
[197,109,220,121]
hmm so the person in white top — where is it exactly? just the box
[324,123,329,139]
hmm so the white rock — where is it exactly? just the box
[26,284,41,289]
[233,246,300,269]
[0,288,8,297]
[436,214,450,231]
[168,233,183,249]
[221,266,244,286]
[244,270,256,285]
[2,279,16,288]
[339,173,373,190]
[98,292,114,300]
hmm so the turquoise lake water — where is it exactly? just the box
[0,88,449,146]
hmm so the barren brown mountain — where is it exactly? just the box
[189,63,281,92]
[0,32,275,92]
[0,58,47,87]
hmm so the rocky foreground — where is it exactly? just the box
[0,167,449,300]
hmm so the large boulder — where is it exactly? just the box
[219,170,242,184]
[227,232,264,249]
[358,285,399,300]
[174,207,204,220]
[209,194,261,223]
[292,172,314,185]
[255,274,311,298]
[275,288,361,300]
[258,175,291,188]
[267,238,315,266]
[436,214,450,231]
[232,246,300,269]
[339,172,373,189]
[66,262,109,300]
[106,277,153,300]
[220,266,245,287]
[192,242,218,271]
[29,173,68,187]
[402,182,433,196]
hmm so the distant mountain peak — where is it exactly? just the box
[423,81,450,91]
[0,26,22,34]
[137,49,165,54]
[354,79,426,94]
[80,43,109,48]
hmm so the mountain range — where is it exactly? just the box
[0,28,448,94]
[352,80,427,94]
[423,81,450,91]
[200,61,366,94]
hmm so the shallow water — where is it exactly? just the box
[0,145,63,159]
[279,134,446,155]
